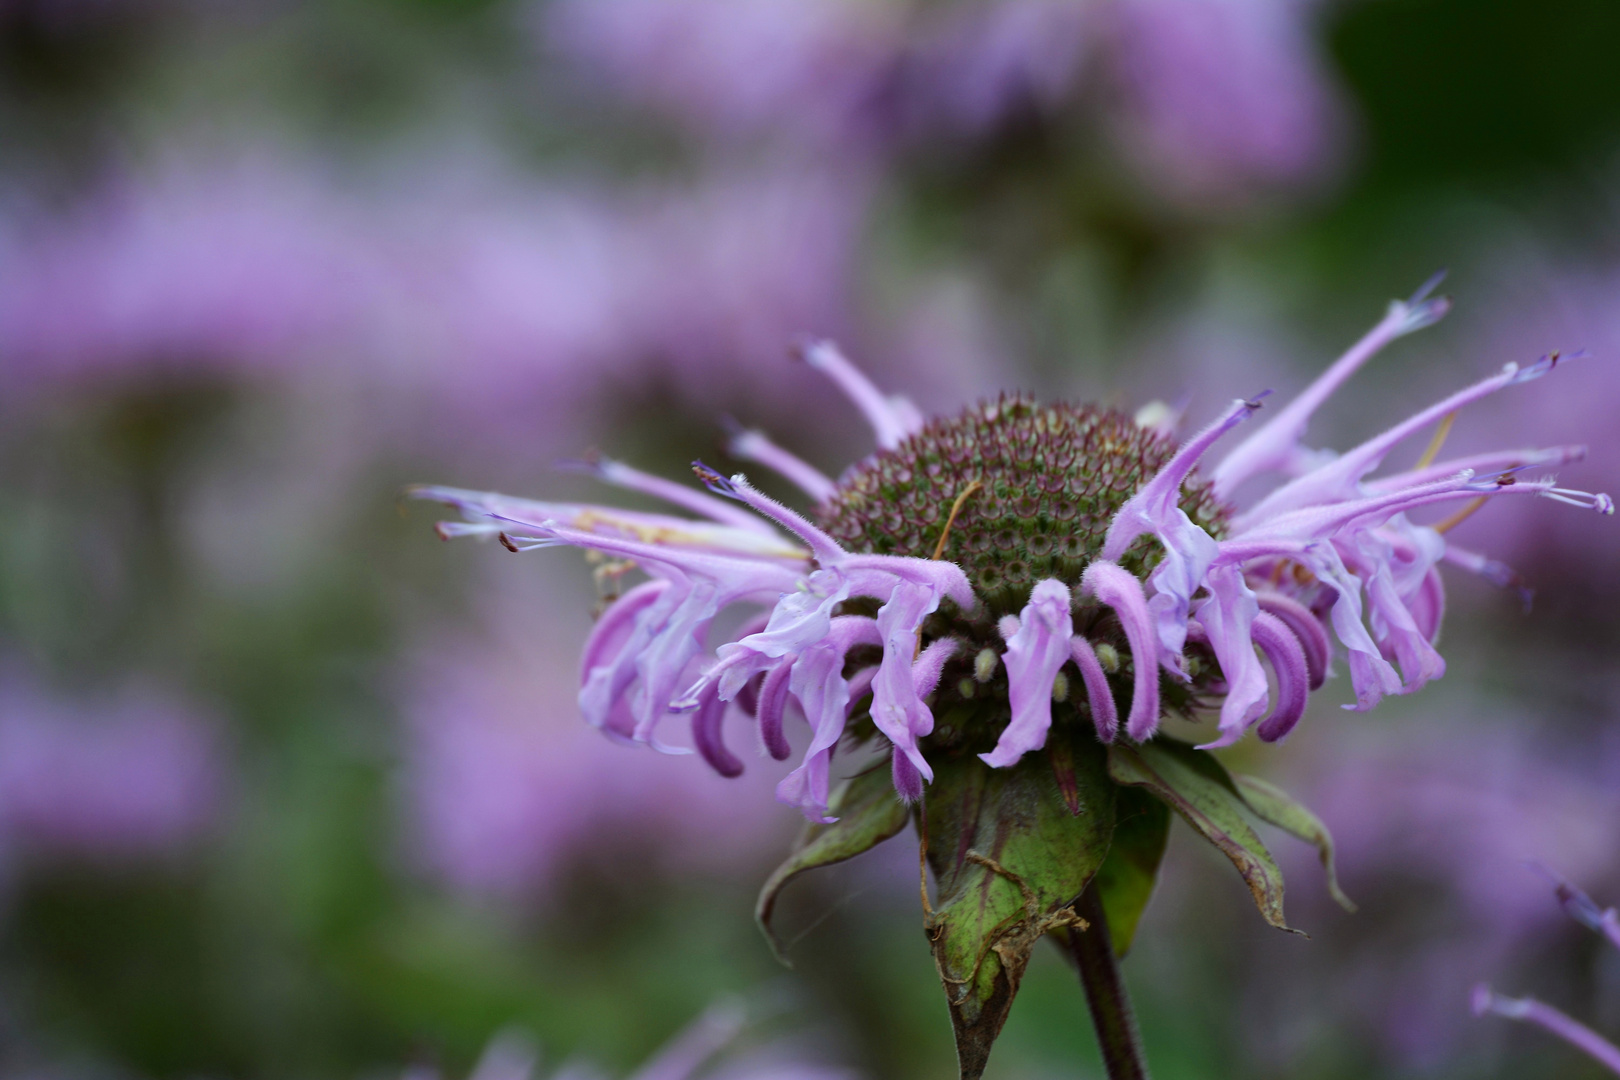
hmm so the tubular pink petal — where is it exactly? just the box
[980,579,1074,768]
[726,427,836,502]
[776,618,879,821]
[691,466,847,565]
[1102,396,1262,561]
[1255,592,1330,690]
[913,637,962,698]
[870,581,945,783]
[1408,566,1447,641]
[560,455,777,534]
[1213,273,1450,495]
[691,686,743,778]
[411,484,807,563]
[755,660,795,761]
[800,339,922,450]
[1353,530,1446,692]
[1252,613,1310,743]
[1071,636,1119,743]
[1472,987,1620,1074]
[1302,542,1403,710]
[1365,444,1587,494]
[1081,560,1161,741]
[1192,563,1268,743]
[1242,352,1593,524]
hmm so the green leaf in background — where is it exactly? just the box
[755,765,911,966]
[1089,786,1172,958]
[1233,773,1358,914]
[1108,740,1302,936]
[922,730,1116,1080]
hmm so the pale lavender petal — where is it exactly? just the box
[980,579,1074,767]
[1103,396,1261,561]
[1071,636,1119,743]
[1352,529,1447,693]
[1364,444,1587,495]
[778,616,881,821]
[411,484,807,563]
[1214,273,1450,495]
[1081,560,1161,740]
[579,579,671,736]
[693,466,847,564]
[1301,542,1403,711]
[1252,612,1310,743]
[800,339,923,449]
[1191,562,1267,746]
[1255,591,1330,690]
[870,580,946,783]
[726,426,836,502]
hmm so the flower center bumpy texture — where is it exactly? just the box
[818,396,1229,618]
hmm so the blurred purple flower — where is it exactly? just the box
[399,581,792,898]
[0,151,869,437]
[425,1001,856,1080]
[0,675,223,861]
[0,155,386,388]
[1104,0,1350,209]
[1275,720,1620,1066]
[541,0,900,148]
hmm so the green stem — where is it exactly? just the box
[1068,884,1151,1080]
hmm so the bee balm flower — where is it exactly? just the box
[416,279,1610,823]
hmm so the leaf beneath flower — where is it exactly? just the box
[923,730,1116,1079]
[1090,786,1172,957]
[1108,740,1302,935]
[1233,772,1357,913]
[755,765,911,965]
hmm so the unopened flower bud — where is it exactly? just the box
[957,678,976,700]
[1094,643,1120,673]
[1051,671,1070,703]
[974,648,999,683]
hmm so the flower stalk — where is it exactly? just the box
[1069,884,1152,1080]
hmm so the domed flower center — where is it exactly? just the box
[817,396,1230,617]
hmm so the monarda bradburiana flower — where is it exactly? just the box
[415,278,1610,1080]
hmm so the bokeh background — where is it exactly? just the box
[2,0,1618,1077]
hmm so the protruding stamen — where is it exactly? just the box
[724,424,836,502]
[1413,411,1458,470]
[797,339,923,450]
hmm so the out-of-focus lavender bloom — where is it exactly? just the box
[544,0,1349,206]
[0,156,386,388]
[417,280,1610,823]
[416,1001,856,1080]
[1473,871,1620,1075]
[0,152,870,435]
[1103,0,1349,209]
[399,582,792,898]
[897,0,1093,138]
[1268,720,1620,1066]
[542,0,899,148]
[0,675,223,861]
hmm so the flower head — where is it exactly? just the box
[418,282,1609,822]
